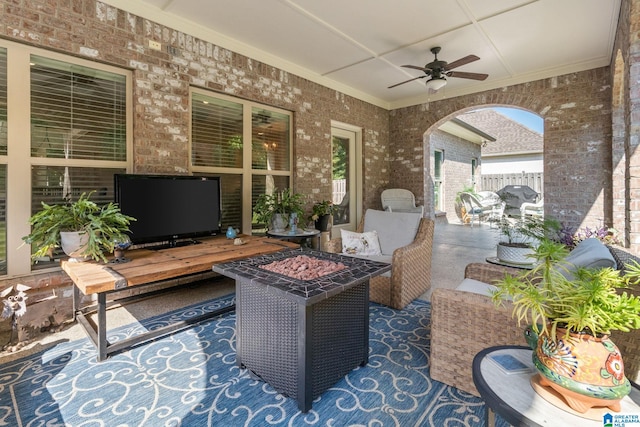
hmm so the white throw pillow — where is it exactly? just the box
[341,229,382,256]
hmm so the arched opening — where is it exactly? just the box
[426,105,543,224]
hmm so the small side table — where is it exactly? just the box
[267,229,321,249]
[472,345,640,427]
[485,256,535,270]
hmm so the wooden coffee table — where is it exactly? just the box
[62,235,298,361]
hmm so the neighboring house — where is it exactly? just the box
[432,109,544,223]
[431,118,495,223]
[457,109,544,194]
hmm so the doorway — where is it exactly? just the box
[330,122,362,236]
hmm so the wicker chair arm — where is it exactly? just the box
[464,262,523,284]
[388,218,434,308]
[430,288,526,396]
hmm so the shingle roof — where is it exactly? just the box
[456,109,543,155]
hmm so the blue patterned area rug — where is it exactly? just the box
[0,295,507,426]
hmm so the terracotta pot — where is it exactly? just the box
[525,325,631,413]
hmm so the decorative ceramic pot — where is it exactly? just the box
[288,212,298,234]
[497,242,535,265]
[60,231,91,262]
[270,213,287,232]
[314,214,332,232]
[525,325,630,413]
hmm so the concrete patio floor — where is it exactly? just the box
[0,220,501,363]
[426,220,500,299]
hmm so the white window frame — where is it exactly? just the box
[189,88,294,233]
[2,39,132,276]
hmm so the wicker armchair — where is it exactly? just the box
[325,215,434,310]
[430,263,524,396]
[431,246,640,397]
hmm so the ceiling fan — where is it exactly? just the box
[388,46,488,91]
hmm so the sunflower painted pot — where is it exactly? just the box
[525,325,630,413]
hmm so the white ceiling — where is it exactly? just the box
[102,0,621,110]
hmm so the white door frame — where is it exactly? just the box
[330,121,362,237]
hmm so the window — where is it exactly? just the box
[471,157,478,186]
[1,40,131,275]
[0,47,7,275]
[190,89,292,233]
[434,150,444,211]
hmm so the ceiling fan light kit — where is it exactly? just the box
[425,77,447,91]
[388,46,488,91]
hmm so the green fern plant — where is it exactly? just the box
[492,239,640,341]
[22,191,135,263]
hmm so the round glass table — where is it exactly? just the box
[266,229,321,249]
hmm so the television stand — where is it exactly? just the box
[62,235,299,361]
[148,239,202,250]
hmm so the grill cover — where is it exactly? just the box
[496,185,539,217]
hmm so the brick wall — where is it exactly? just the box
[0,0,391,338]
[0,0,390,206]
[389,67,613,232]
[430,129,481,223]
[1,0,639,340]
[613,0,640,252]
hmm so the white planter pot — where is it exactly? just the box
[497,242,535,265]
[60,231,91,261]
[270,213,288,232]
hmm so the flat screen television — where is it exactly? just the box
[114,174,222,247]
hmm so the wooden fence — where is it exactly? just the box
[480,172,544,197]
[332,179,347,204]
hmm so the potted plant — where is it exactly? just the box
[494,216,559,265]
[492,238,640,413]
[308,200,337,232]
[22,191,136,263]
[253,188,305,232]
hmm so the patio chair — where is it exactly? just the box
[477,191,506,225]
[520,197,544,219]
[381,188,424,215]
[459,192,494,227]
[325,209,434,309]
[430,244,640,397]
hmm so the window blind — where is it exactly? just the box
[192,93,243,168]
[0,48,6,155]
[0,166,5,275]
[251,108,290,171]
[30,55,126,162]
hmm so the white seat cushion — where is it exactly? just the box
[362,209,421,256]
[455,278,498,297]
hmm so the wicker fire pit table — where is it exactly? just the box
[212,247,391,412]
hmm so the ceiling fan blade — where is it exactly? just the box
[447,71,488,81]
[401,64,430,71]
[444,55,480,71]
[388,76,426,89]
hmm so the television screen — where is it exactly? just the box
[114,174,222,246]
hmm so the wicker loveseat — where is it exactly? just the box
[325,209,434,310]
[430,243,640,397]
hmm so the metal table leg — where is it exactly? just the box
[97,292,107,361]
